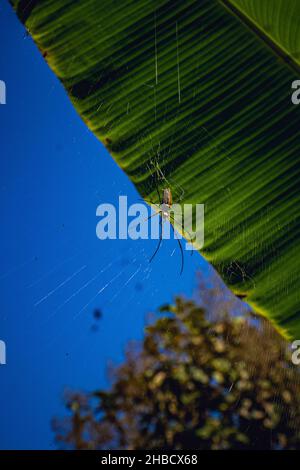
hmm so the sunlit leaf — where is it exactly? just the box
[10,0,300,338]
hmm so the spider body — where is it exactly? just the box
[161,204,170,219]
[162,188,172,206]
[148,187,184,275]
[160,188,172,219]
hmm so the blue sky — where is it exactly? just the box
[0,2,211,449]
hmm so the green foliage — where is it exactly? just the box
[9,0,300,338]
[227,0,300,66]
[54,297,300,450]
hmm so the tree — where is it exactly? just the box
[54,296,300,450]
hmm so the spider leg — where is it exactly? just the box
[138,197,154,203]
[155,185,161,203]
[127,209,161,238]
[138,198,160,210]
[152,171,162,204]
[169,214,194,256]
[146,212,160,222]
[149,216,163,264]
[170,222,184,275]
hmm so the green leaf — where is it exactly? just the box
[10,0,300,338]
[224,0,300,67]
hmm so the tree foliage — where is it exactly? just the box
[54,297,300,450]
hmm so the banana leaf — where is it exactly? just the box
[224,0,300,67]
[10,0,300,339]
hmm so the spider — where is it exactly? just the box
[145,187,187,275]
